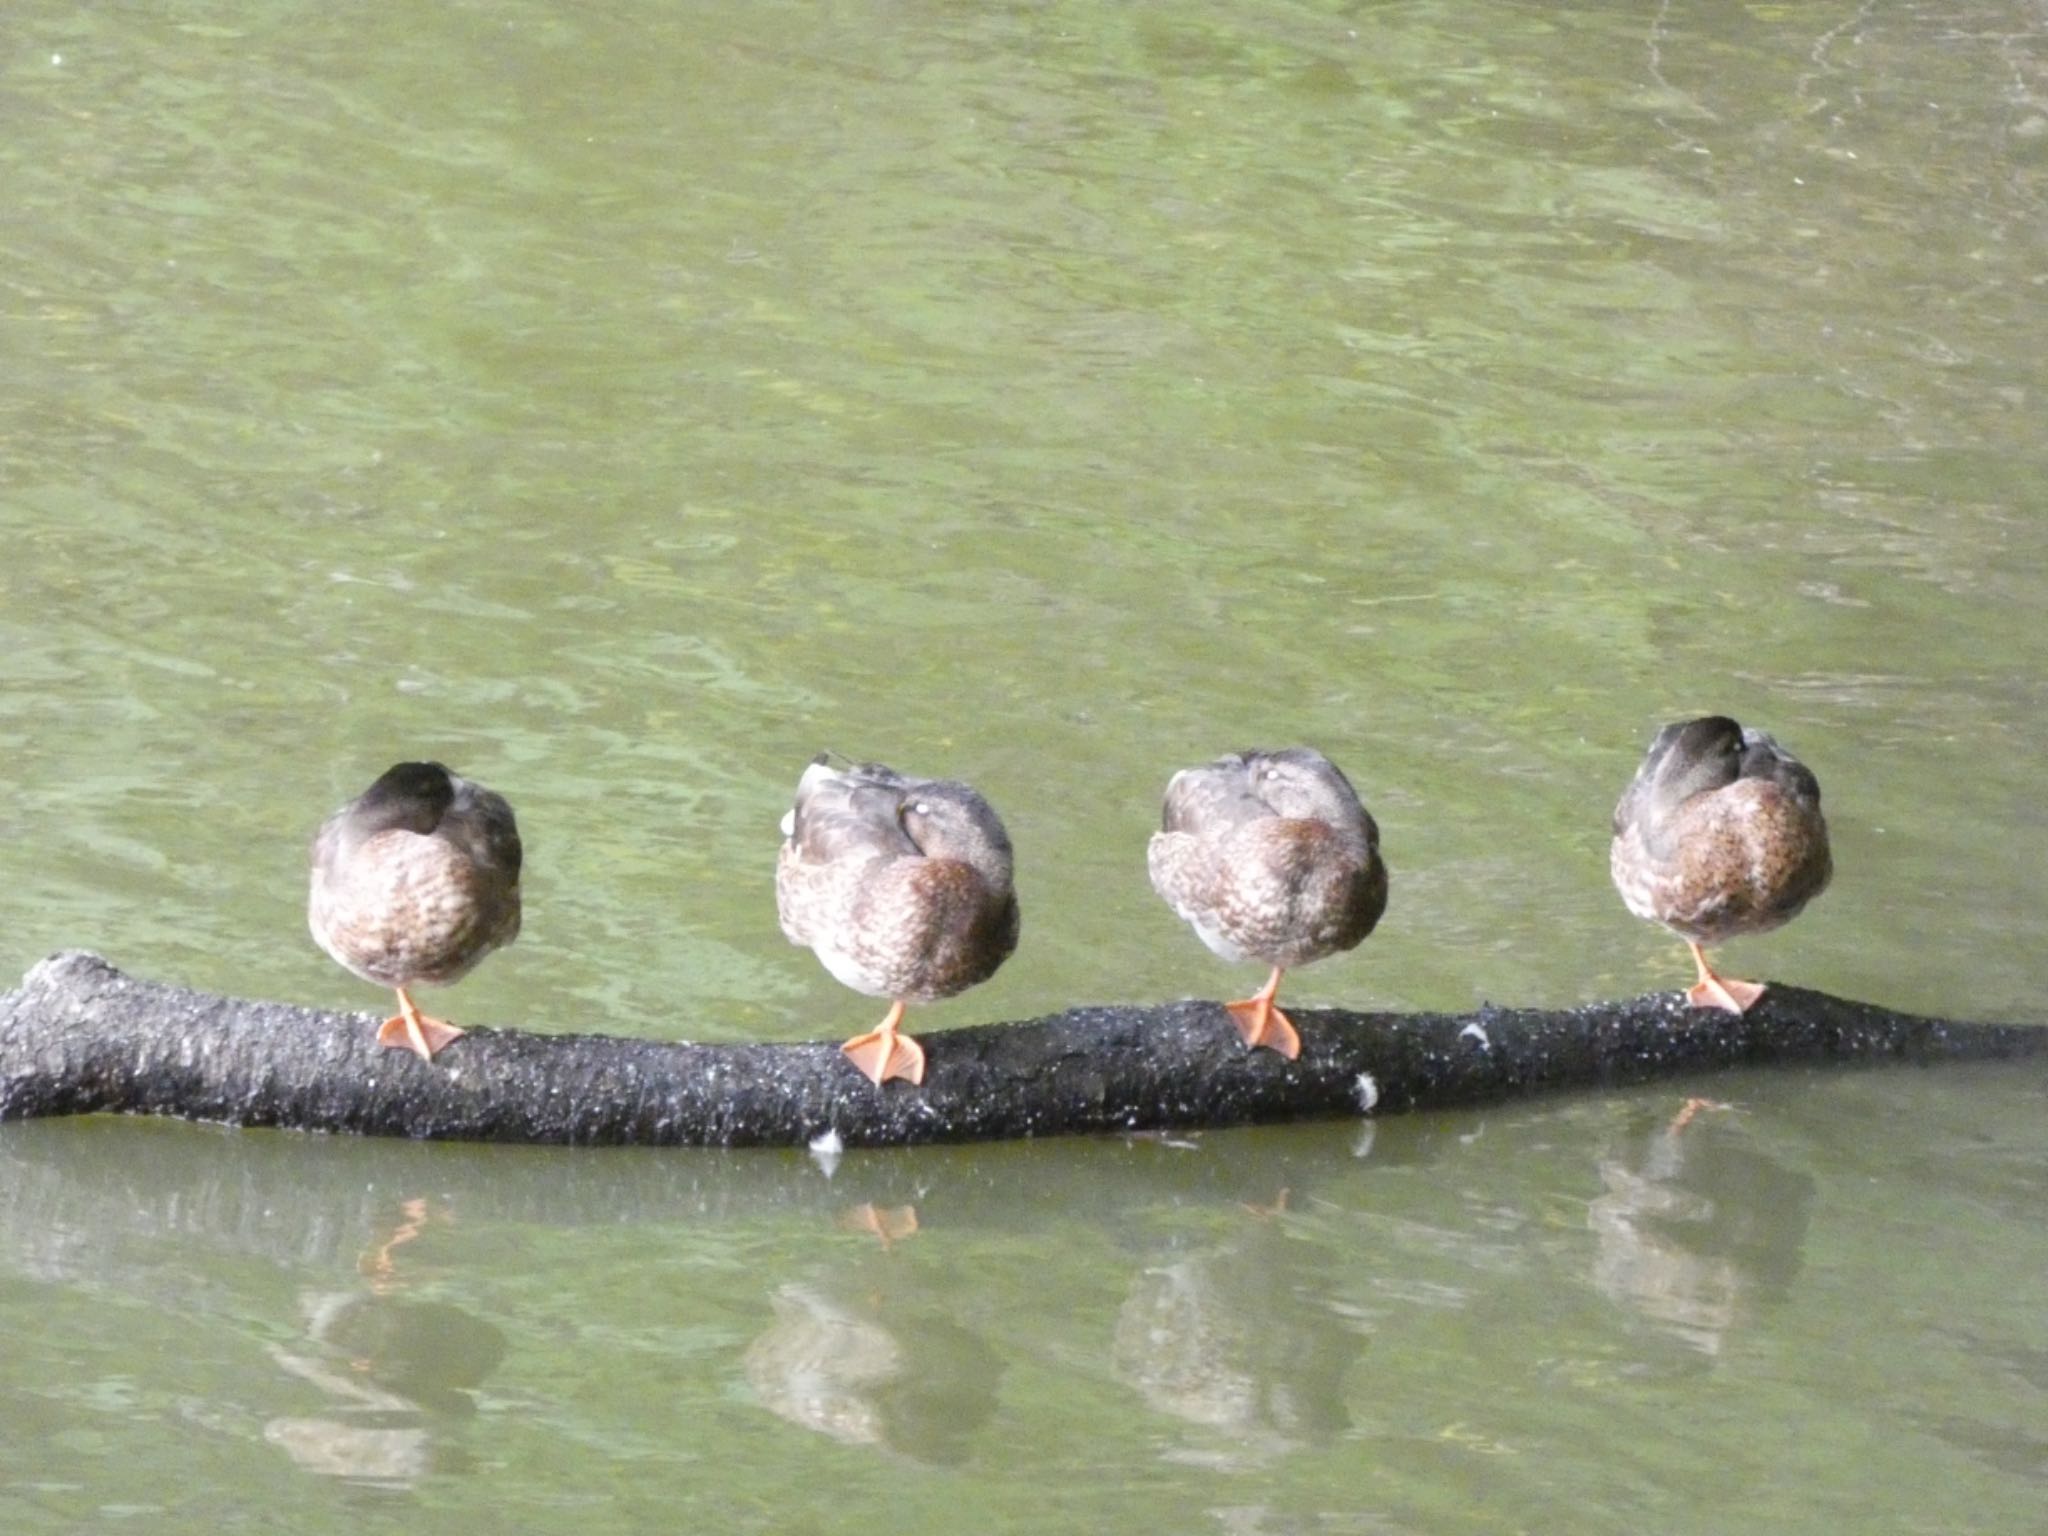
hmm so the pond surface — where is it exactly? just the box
[3,0,2045,1529]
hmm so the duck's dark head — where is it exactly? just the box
[1245,746,1365,826]
[1736,725,1822,803]
[1646,716,1745,803]
[354,760,458,835]
[899,780,1014,886]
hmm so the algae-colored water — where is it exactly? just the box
[3,2,2044,1530]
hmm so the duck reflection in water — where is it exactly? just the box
[265,1289,508,1488]
[742,1271,1002,1465]
[1112,1203,1363,1470]
[264,1200,506,1488]
[1588,1114,1814,1359]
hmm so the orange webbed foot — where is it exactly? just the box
[840,1004,926,1087]
[376,996,465,1061]
[1223,996,1302,1060]
[1683,975,1766,1015]
[841,1029,925,1085]
[837,1203,921,1247]
[1682,943,1766,1015]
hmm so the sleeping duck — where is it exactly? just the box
[309,761,523,1061]
[1147,747,1388,1060]
[776,756,1020,1087]
[1610,716,1831,1014]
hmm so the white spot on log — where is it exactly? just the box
[1459,1021,1491,1050]
[1354,1073,1379,1113]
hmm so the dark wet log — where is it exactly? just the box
[2,950,2043,1148]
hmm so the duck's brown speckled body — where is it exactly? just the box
[309,761,522,1060]
[1148,747,1387,1060]
[1610,716,1831,1014]
[776,757,1019,1086]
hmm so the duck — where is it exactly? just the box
[1610,715,1831,1014]
[776,756,1020,1087]
[1147,747,1388,1060]
[308,761,523,1061]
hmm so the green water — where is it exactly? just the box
[3,0,2045,1528]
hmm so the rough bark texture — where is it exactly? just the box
[2,951,2042,1148]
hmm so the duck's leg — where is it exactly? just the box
[841,999,926,1086]
[359,1197,434,1288]
[375,987,466,1061]
[1682,942,1766,1015]
[1668,1097,1735,1135]
[1223,968,1302,1060]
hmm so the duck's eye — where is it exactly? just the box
[911,801,931,817]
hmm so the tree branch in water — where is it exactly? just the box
[1,951,2040,1148]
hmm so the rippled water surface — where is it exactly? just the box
[3,0,2045,1530]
